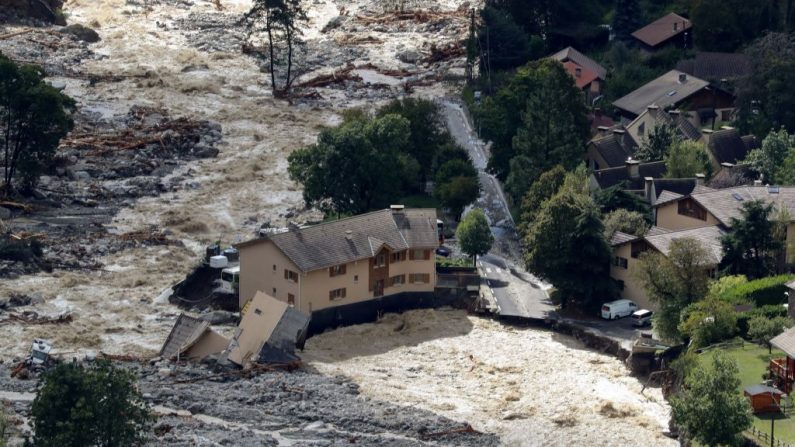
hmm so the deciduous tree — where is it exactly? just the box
[671,353,752,447]
[456,208,494,262]
[434,160,480,220]
[635,124,676,162]
[744,127,793,182]
[524,188,613,309]
[0,54,74,194]
[748,315,794,353]
[663,140,712,179]
[603,208,649,239]
[31,361,152,447]
[720,200,782,278]
[678,297,738,348]
[634,238,713,341]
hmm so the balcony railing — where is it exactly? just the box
[771,358,795,382]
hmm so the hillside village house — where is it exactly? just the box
[611,185,795,308]
[548,46,607,104]
[632,12,692,51]
[235,206,440,332]
[613,70,735,126]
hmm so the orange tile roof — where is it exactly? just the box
[562,61,599,89]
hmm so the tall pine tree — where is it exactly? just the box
[612,0,643,42]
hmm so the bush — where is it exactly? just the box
[717,274,795,306]
[736,304,789,338]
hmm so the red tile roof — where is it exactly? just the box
[562,61,599,89]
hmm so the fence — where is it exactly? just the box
[749,425,795,447]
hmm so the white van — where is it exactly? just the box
[601,299,638,320]
[631,309,653,327]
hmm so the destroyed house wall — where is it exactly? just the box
[238,240,300,310]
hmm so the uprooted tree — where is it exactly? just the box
[245,0,308,95]
[0,53,74,195]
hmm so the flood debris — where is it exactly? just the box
[159,313,229,362]
[223,291,310,366]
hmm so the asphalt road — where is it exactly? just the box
[440,99,554,320]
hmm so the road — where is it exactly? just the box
[440,99,555,320]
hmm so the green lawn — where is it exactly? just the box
[698,341,795,444]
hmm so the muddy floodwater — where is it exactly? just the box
[304,309,675,446]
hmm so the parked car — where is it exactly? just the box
[601,299,638,320]
[631,309,653,327]
[435,246,451,257]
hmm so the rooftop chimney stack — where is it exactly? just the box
[390,204,405,214]
[754,179,763,187]
[626,158,640,179]
[644,177,654,203]
[701,128,714,145]
[597,125,610,136]
[695,174,705,185]
[345,230,353,240]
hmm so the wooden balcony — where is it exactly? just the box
[770,357,795,393]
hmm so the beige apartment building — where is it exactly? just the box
[235,206,440,328]
[611,185,795,309]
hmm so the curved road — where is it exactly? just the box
[440,99,555,319]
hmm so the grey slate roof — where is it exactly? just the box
[689,186,795,226]
[676,52,752,81]
[592,161,667,190]
[613,70,710,117]
[644,225,725,264]
[160,314,210,359]
[644,107,702,141]
[708,128,753,165]
[654,190,683,206]
[588,132,636,168]
[632,13,692,48]
[772,326,795,358]
[239,208,439,272]
[548,46,607,79]
[610,231,639,247]
[744,384,784,396]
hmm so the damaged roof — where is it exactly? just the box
[237,208,439,272]
[160,314,210,360]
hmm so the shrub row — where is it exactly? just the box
[718,274,795,307]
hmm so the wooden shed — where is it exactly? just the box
[744,384,784,414]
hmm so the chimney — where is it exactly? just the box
[720,125,734,131]
[702,128,714,145]
[647,105,659,112]
[597,125,610,136]
[695,173,705,185]
[575,67,582,78]
[390,204,405,214]
[345,230,353,240]
[678,73,687,83]
[644,177,654,203]
[287,222,300,231]
[626,158,640,179]
[754,179,763,187]
[668,109,680,117]
[720,162,735,171]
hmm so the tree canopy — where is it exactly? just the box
[477,59,589,185]
[611,0,643,43]
[744,127,794,183]
[524,183,614,310]
[720,199,782,278]
[31,360,152,447]
[738,33,795,136]
[635,123,676,162]
[663,140,712,179]
[672,353,752,446]
[518,165,567,233]
[634,238,713,341]
[603,208,649,239]
[748,315,793,353]
[456,208,494,261]
[678,297,737,348]
[288,100,478,219]
[0,53,74,194]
